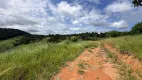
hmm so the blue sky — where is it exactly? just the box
[0,0,142,35]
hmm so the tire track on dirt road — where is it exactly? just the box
[53,43,118,80]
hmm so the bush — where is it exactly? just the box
[106,30,120,37]
[47,34,66,43]
[13,37,31,46]
[13,36,44,46]
[70,36,78,42]
[130,22,142,35]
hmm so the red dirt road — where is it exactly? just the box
[53,47,118,80]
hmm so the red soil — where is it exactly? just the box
[53,47,118,80]
[104,44,142,71]
[104,44,142,79]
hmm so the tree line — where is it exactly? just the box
[0,22,142,43]
[47,22,142,42]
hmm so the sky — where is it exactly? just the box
[0,0,142,35]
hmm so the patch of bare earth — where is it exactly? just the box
[52,46,118,80]
[104,44,142,80]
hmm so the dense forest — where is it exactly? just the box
[0,28,30,40]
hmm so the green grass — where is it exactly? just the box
[106,50,113,58]
[77,69,85,75]
[118,63,136,80]
[78,63,86,70]
[104,34,142,60]
[0,37,22,53]
[0,38,96,80]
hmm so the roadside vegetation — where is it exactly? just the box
[0,38,96,80]
[105,48,137,80]
[104,34,142,60]
[103,22,142,60]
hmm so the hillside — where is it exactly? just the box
[0,28,30,40]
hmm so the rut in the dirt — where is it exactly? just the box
[53,44,118,80]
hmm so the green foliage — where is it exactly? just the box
[133,0,142,7]
[77,70,85,75]
[70,36,78,42]
[13,36,44,46]
[105,48,118,63]
[84,42,98,48]
[0,28,30,40]
[47,34,66,43]
[0,37,21,53]
[105,35,142,60]
[0,40,94,80]
[130,22,142,35]
[106,51,113,58]
[106,30,120,37]
[78,63,86,69]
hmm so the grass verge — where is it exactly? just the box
[104,35,142,60]
[105,48,137,80]
[0,40,95,80]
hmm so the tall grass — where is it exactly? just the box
[0,39,96,80]
[0,37,22,53]
[104,34,142,60]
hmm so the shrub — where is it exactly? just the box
[13,36,44,46]
[70,36,78,42]
[130,22,142,35]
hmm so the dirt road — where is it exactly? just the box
[53,45,118,80]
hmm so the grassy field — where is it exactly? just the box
[104,34,142,60]
[0,38,97,80]
[0,37,22,53]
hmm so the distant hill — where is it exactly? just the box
[0,28,31,40]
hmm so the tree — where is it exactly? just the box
[130,22,142,34]
[133,0,142,6]
[106,30,120,37]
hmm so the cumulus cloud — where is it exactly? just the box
[0,14,37,26]
[111,20,128,28]
[121,8,142,25]
[0,0,72,34]
[0,0,47,31]
[91,20,128,29]
[72,20,79,25]
[71,9,106,26]
[0,0,141,34]
[106,1,132,13]
[57,1,83,18]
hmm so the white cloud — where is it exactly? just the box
[72,20,79,25]
[106,1,132,13]
[0,0,140,34]
[0,0,47,27]
[111,20,128,28]
[72,9,106,25]
[121,8,142,25]
[0,0,68,35]
[57,1,83,18]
